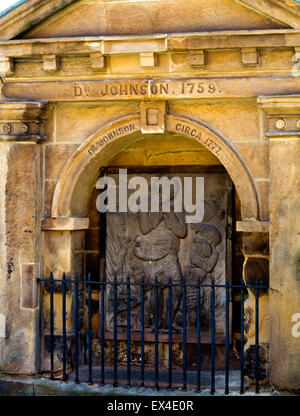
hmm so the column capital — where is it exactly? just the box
[0,100,49,142]
[41,217,89,231]
[236,220,269,233]
[258,95,300,139]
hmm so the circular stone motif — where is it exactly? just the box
[3,123,12,134]
[20,124,29,134]
[296,120,300,129]
[275,119,286,130]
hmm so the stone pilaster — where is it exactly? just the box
[243,232,269,383]
[236,221,270,384]
[0,100,47,375]
[258,96,300,391]
[41,217,89,373]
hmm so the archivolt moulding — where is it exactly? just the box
[51,112,260,221]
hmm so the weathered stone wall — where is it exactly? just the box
[0,102,47,375]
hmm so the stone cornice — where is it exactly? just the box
[1,29,300,77]
[258,95,300,138]
[0,29,300,57]
[0,100,48,142]
[258,95,300,112]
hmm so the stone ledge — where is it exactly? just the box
[236,221,269,233]
[0,101,48,142]
[266,131,300,138]
[41,217,89,231]
[2,29,300,60]
[0,134,47,142]
[258,95,300,113]
[0,375,278,396]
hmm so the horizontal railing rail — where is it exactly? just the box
[37,273,268,395]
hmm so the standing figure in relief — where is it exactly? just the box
[130,208,187,332]
[186,224,222,330]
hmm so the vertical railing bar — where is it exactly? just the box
[196,277,201,392]
[225,276,230,395]
[88,272,93,384]
[113,273,118,387]
[74,272,79,384]
[210,277,215,395]
[140,276,145,388]
[182,275,187,391]
[154,275,159,390]
[100,273,105,385]
[62,272,67,382]
[127,274,131,387]
[49,272,54,380]
[255,279,260,394]
[240,277,245,394]
[168,276,172,390]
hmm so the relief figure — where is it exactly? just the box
[186,223,222,330]
[130,209,187,332]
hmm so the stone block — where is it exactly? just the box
[72,230,85,252]
[0,56,14,77]
[55,103,139,143]
[236,221,269,233]
[42,54,60,72]
[256,180,269,221]
[241,48,259,66]
[44,180,56,217]
[41,217,89,231]
[140,101,166,134]
[90,53,105,70]
[45,144,78,180]
[0,378,34,396]
[169,101,260,142]
[244,257,269,294]
[189,50,206,67]
[21,263,39,309]
[242,233,269,256]
[139,52,157,67]
[108,150,146,166]
[234,142,269,179]
[44,231,72,276]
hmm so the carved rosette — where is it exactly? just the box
[0,101,48,142]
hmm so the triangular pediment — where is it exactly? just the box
[1,0,300,40]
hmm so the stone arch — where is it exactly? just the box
[51,112,260,220]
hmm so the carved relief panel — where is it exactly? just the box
[103,172,232,341]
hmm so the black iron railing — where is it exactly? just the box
[37,274,268,394]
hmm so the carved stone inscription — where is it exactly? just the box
[87,122,138,155]
[104,173,232,339]
[73,79,222,99]
[6,77,300,101]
